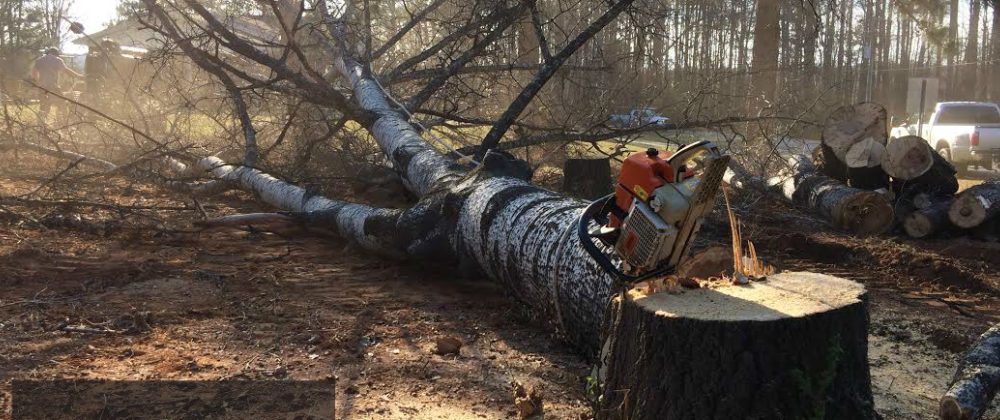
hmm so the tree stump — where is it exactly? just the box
[598,272,875,420]
[563,157,612,200]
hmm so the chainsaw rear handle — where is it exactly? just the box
[577,193,674,284]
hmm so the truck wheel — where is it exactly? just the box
[937,146,968,175]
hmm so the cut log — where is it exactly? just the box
[883,135,935,180]
[562,157,612,200]
[892,142,959,201]
[777,155,894,234]
[844,137,886,169]
[597,272,875,420]
[822,102,888,163]
[941,324,1000,420]
[813,140,889,191]
[949,181,1000,228]
[903,199,953,239]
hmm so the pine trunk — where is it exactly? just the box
[597,272,875,420]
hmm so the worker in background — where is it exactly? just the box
[31,47,83,122]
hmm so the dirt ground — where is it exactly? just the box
[2,154,1000,419]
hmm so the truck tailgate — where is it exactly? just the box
[972,126,1000,150]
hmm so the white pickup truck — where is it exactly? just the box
[890,101,1000,172]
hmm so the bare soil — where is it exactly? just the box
[1,155,999,419]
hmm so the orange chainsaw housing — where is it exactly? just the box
[609,149,676,227]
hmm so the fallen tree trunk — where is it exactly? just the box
[941,324,1000,420]
[950,181,1000,228]
[598,272,875,419]
[903,199,953,239]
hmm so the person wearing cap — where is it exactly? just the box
[31,48,83,122]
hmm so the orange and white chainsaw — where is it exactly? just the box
[578,140,730,282]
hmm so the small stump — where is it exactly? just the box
[563,157,612,200]
[597,272,875,420]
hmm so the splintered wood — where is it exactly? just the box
[724,188,774,281]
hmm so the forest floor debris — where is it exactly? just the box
[1,154,999,418]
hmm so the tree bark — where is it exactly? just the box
[812,143,848,183]
[750,0,780,101]
[941,324,1000,420]
[949,181,1000,228]
[597,272,875,420]
[562,157,612,200]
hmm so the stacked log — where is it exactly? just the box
[725,154,894,235]
[731,102,985,240]
[817,103,890,191]
[902,200,953,239]
[949,181,1000,229]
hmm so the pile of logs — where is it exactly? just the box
[729,102,1000,240]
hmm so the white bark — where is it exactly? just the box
[942,324,1000,420]
[189,156,406,257]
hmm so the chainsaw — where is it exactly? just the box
[578,140,730,283]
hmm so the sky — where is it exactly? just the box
[63,0,122,53]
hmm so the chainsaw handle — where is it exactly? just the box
[667,140,720,182]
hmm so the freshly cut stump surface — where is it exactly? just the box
[598,272,875,420]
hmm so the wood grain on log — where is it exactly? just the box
[883,136,935,180]
[822,103,888,163]
[903,199,953,239]
[597,272,875,420]
[949,181,1000,228]
[892,144,959,203]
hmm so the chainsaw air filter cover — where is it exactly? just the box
[614,199,679,272]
